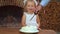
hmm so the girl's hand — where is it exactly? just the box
[38,27,41,30]
[36,5,42,12]
[37,25,41,30]
[33,5,42,14]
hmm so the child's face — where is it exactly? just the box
[26,1,36,13]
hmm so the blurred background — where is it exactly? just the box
[0,0,60,33]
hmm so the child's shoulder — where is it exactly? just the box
[36,14,40,18]
[36,14,39,16]
[23,12,30,16]
[23,12,27,15]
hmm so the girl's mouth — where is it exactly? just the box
[28,7,35,10]
[29,8,33,10]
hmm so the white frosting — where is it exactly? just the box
[20,26,39,33]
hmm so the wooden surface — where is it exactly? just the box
[0,27,57,34]
[0,28,19,34]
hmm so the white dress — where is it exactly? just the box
[24,12,38,27]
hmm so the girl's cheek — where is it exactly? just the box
[26,7,29,10]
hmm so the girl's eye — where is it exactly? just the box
[27,5,30,7]
[31,5,33,7]
[28,5,34,7]
[31,6,34,7]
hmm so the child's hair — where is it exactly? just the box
[23,0,38,7]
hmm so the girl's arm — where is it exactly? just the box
[21,14,26,27]
[35,0,50,14]
[36,15,40,29]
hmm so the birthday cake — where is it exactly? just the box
[19,26,39,33]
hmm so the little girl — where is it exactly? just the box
[21,0,40,34]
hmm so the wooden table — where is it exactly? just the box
[0,27,57,34]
